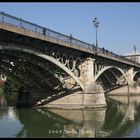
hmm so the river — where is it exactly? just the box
[0,95,140,138]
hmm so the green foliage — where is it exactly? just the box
[5,91,18,106]
[0,87,4,95]
[4,72,26,106]
[3,62,29,106]
[4,77,22,106]
[4,76,21,92]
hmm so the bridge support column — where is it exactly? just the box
[126,67,134,86]
[80,57,94,86]
[79,57,106,108]
[44,57,107,109]
[42,58,107,109]
[80,57,96,93]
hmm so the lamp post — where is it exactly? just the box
[134,45,136,64]
[93,17,99,49]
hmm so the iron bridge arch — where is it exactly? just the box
[133,71,140,81]
[0,43,84,91]
[94,66,129,91]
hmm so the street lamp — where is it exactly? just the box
[93,17,99,48]
[134,45,136,64]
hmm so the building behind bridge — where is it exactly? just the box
[125,54,140,64]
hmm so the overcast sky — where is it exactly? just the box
[0,2,140,55]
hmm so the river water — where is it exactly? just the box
[0,95,140,138]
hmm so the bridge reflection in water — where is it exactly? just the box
[1,95,140,138]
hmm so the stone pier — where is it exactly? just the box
[44,58,107,109]
[44,92,107,109]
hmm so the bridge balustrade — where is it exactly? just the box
[0,11,93,50]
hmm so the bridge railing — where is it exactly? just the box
[0,11,93,50]
[96,46,140,66]
[0,11,140,67]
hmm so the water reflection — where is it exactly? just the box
[0,106,23,137]
[106,96,140,138]
[1,95,140,137]
[35,108,106,138]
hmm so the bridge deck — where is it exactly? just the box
[0,11,140,68]
[0,22,93,54]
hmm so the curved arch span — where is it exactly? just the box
[133,71,140,81]
[94,66,128,84]
[0,44,84,91]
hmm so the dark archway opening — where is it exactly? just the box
[96,68,127,94]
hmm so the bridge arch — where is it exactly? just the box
[0,43,84,91]
[94,66,128,83]
[133,71,140,81]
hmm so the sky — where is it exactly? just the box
[0,2,140,55]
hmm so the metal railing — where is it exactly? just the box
[0,11,139,67]
[0,11,92,50]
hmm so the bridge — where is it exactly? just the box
[0,11,140,108]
